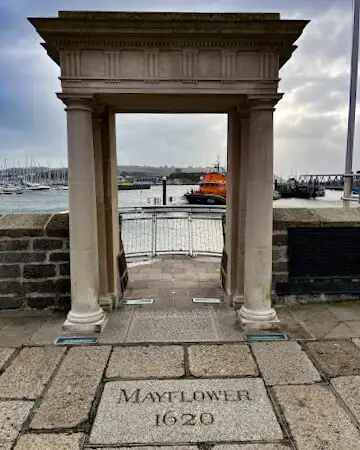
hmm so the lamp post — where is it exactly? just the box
[162,176,167,205]
[344,0,360,208]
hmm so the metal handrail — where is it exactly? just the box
[120,206,223,258]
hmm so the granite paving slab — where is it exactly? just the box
[290,305,339,339]
[89,378,282,445]
[98,310,134,344]
[106,345,185,378]
[0,400,33,447]
[30,346,111,429]
[125,309,219,342]
[0,346,65,399]
[274,307,311,340]
[274,384,360,450]
[213,310,244,341]
[13,433,84,449]
[353,338,360,347]
[90,447,196,450]
[331,375,360,422]
[325,302,360,321]
[0,315,50,347]
[0,348,15,370]
[215,445,292,449]
[305,341,360,376]
[188,344,258,377]
[323,322,356,339]
[251,342,321,386]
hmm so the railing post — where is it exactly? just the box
[188,212,193,257]
[151,212,157,257]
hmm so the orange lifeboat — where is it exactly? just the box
[185,162,226,205]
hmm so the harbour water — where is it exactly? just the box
[0,185,355,214]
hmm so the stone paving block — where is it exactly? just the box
[325,302,360,321]
[13,433,84,449]
[125,309,218,342]
[274,384,360,450]
[27,311,71,345]
[89,378,282,445]
[323,322,356,339]
[188,344,258,377]
[345,321,360,337]
[0,348,15,370]
[251,341,321,386]
[332,375,360,423]
[0,313,50,346]
[306,340,360,376]
[0,346,65,399]
[353,337,360,347]
[275,307,311,340]
[98,310,134,344]
[106,345,184,378]
[290,304,339,339]
[30,346,111,429]
[213,310,244,341]
[0,400,33,447]
[215,445,292,450]
[91,447,196,450]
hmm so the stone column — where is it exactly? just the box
[226,109,248,308]
[225,110,240,305]
[101,108,120,306]
[92,109,112,310]
[61,96,107,332]
[238,95,282,329]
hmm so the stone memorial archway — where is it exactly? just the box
[29,11,308,331]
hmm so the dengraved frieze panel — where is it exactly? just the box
[198,51,221,79]
[159,51,182,79]
[237,53,261,79]
[260,53,279,79]
[144,51,159,81]
[182,51,198,81]
[81,51,105,78]
[119,50,144,78]
[105,52,121,78]
[59,51,81,77]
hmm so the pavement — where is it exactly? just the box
[2,257,360,449]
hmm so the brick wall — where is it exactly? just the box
[0,213,128,311]
[0,214,70,310]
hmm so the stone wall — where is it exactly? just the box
[0,213,128,311]
[222,208,360,305]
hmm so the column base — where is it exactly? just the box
[100,294,114,312]
[63,308,108,333]
[238,305,279,330]
[232,294,244,310]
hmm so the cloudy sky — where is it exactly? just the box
[0,0,356,177]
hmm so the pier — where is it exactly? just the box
[297,173,360,190]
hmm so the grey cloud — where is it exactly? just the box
[0,0,357,176]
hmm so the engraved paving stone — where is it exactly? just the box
[89,378,283,445]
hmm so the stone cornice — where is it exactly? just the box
[29,12,309,69]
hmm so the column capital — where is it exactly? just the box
[57,93,94,113]
[247,94,283,111]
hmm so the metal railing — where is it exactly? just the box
[119,205,225,258]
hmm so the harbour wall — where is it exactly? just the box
[222,208,360,305]
[0,213,128,310]
[0,209,359,310]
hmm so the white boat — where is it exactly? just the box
[0,184,23,195]
[23,182,50,191]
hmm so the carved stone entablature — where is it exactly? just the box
[59,49,279,84]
